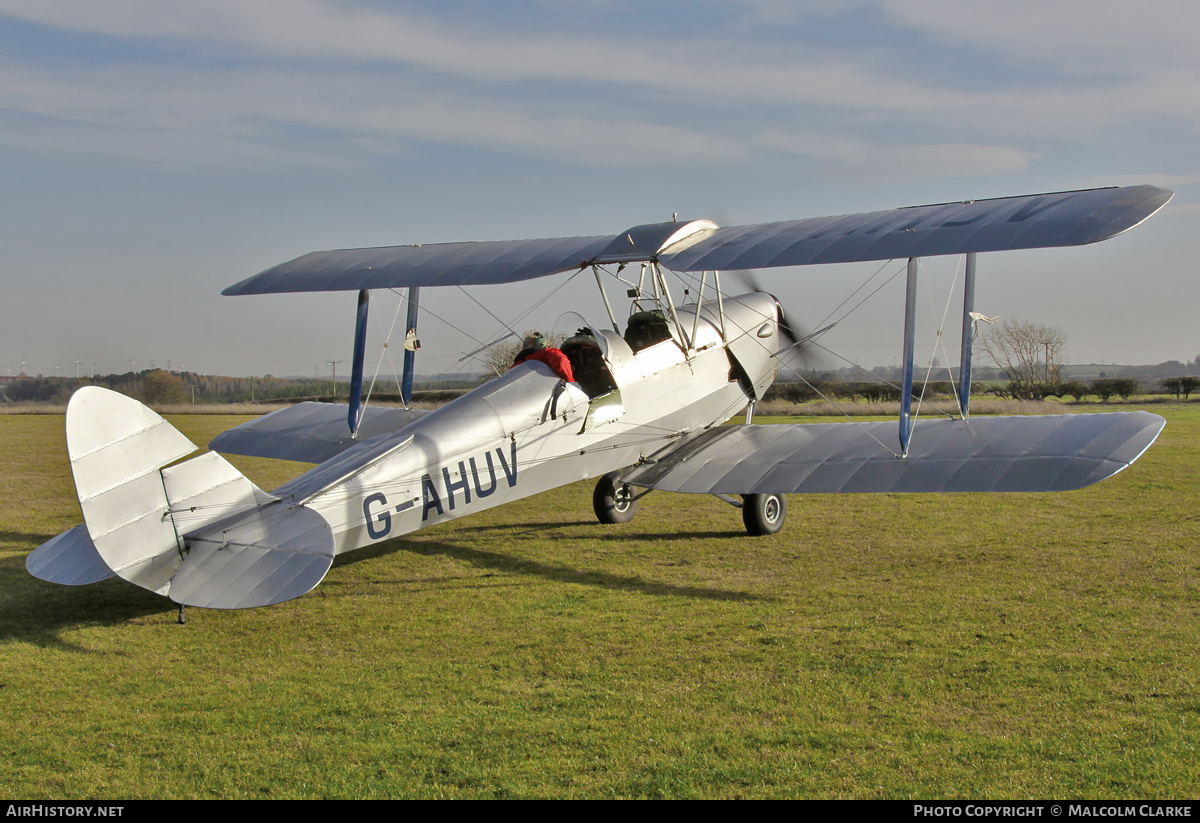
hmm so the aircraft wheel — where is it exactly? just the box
[742,493,786,535]
[594,473,638,524]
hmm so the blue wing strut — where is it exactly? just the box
[348,289,369,435]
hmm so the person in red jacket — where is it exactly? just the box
[512,332,575,383]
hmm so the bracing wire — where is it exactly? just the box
[457,286,520,340]
[362,292,408,415]
[788,369,902,457]
[816,259,899,331]
[662,262,902,455]
[912,257,964,425]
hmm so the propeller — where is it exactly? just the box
[726,269,832,371]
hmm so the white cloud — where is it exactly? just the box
[0,1,1196,175]
[1091,173,1200,189]
[7,0,1190,123]
[0,1,941,109]
[0,63,749,170]
[881,0,1200,75]
[759,131,1037,182]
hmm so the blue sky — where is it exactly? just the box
[1,0,1196,380]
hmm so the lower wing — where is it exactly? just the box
[623,412,1164,494]
[209,401,429,464]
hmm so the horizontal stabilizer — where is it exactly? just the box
[210,402,429,463]
[26,525,116,586]
[170,503,334,609]
[624,412,1165,495]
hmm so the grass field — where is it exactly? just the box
[0,407,1196,799]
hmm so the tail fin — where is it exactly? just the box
[61,387,333,608]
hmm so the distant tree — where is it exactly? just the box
[764,382,816,403]
[1162,376,1200,400]
[141,369,189,404]
[6,376,53,402]
[1092,377,1139,402]
[981,318,1067,401]
[1062,380,1089,402]
[833,384,859,401]
[858,383,901,403]
[1113,377,1140,399]
[1091,378,1116,402]
[3,376,87,403]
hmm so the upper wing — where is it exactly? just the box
[660,185,1172,272]
[224,234,613,295]
[224,185,1172,295]
[622,412,1165,495]
[209,402,430,464]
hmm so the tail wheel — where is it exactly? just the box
[593,473,638,524]
[742,493,786,535]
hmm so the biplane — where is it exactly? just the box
[28,185,1171,612]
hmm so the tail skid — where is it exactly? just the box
[29,387,334,609]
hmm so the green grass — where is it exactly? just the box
[0,408,1196,798]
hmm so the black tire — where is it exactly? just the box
[593,473,638,524]
[742,493,786,535]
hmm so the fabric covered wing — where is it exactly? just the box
[623,412,1165,495]
[209,402,429,464]
[222,186,1170,295]
[659,185,1172,272]
[224,234,612,295]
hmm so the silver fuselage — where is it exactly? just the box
[253,292,782,554]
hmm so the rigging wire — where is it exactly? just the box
[662,263,902,455]
[816,259,898,331]
[175,257,989,530]
[786,369,901,457]
[457,286,520,340]
[335,251,952,469]
[912,257,965,425]
[381,287,496,383]
[388,287,487,349]
[504,268,584,334]
[362,291,408,415]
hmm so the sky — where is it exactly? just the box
[1,0,1197,382]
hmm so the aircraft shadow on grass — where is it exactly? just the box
[332,532,769,603]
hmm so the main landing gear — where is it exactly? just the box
[740,493,787,536]
[593,473,639,524]
[592,475,788,536]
